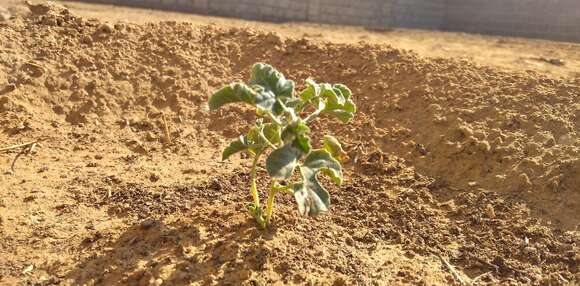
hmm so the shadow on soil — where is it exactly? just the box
[67,212,277,286]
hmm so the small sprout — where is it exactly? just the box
[208,63,356,228]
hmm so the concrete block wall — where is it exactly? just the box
[442,0,580,42]
[74,0,580,42]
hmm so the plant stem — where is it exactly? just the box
[272,183,294,195]
[250,152,262,207]
[267,112,283,125]
[264,183,277,226]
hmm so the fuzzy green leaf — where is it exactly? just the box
[249,63,295,99]
[323,135,347,161]
[325,110,355,123]
[281,121,312,154]
[266,144,302,180]
[303,149,343,184]
[313,83,356,123]
[222,136,251,160]
[320,83,345,106]
[343,98,356,113]
[333,84,352,99]
[299,79,320,102]
[263,123,281,145]
[292,181,328,217]
[293,149,342,216]
[293,134,312,155]
[208,83,257,111]
[281,121,310,143]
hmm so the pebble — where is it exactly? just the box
[345,235,355,246]
[98,23,114,34]
[210,178,222,190]
[484,203,495,218]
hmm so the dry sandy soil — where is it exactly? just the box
[0,1,579,286]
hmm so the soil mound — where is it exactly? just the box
[0,4,578,285]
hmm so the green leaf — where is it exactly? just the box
[281,121,310,143]
[292,182,329,217]
[293,134,312,155]
[281,121,312,154]
[244,122,281,153]
[284,98,304,110]
[306,83,355,123]
[333,84,352,99]
[343,98,356,113]
[246,203,266,228]
[326,110,355,123]
[266,144,302,180]
[246,126,266,154]
[208,82,280,116]
[333,84,356,113]
[222,136,251,160]
[320,83,345,106]
[299,79,320,103]
[249,63,295,99]
[252,85,277,113]
[292,149,343,216]
[302,150,343,184]
[323,135,347,161]
[208,83,257,111]
[263,123,281,145]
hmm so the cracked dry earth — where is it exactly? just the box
[0,2,578,286]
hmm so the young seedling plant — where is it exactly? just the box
[208,63,356,228]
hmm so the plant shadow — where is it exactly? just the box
[67,208,279,286]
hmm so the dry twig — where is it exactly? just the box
[435,253,471,286]
[0,140,38,153]
[161,113,171,145]
[471,271,492,285]
[1,140,42,173]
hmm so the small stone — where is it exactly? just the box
[449,225,462,235]
[114,22,127,31]
[98,23,114,34]
[484,204,495,218]
[140,219,157,230]
[210,179,221,190]
[345,235,355,246]
[81,35,92,44]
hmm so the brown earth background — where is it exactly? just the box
[0,1,578,285]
